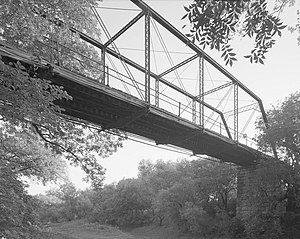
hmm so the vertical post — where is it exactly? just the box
[199,55,204,126]
[145,11,151,103]
[178,102,181,117]
[106,66,109,86]
[234,83,238,142]
[155,77,159,107]
[100,48,106,84]
[192,99,196,123]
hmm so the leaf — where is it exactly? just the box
[278,31,282,37]
[184,6,190,12]
[221,50,227,58]
[181,14,188,20]
[278,25,287,30]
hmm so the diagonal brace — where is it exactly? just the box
[104,12,144,47]
[158,54,198,78]
[198,82,233,98]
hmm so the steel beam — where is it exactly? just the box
[155,77,159,107]
[224,102,258,116]
[68,28,231,138]
[104,12,144,47]
[130,0,263,104]
[158,54,198,78]
[220,114,232,140]
[100,48,106,84]
[199,82,233,97]
[192,99,196,123]
[155,131,201,145]
[145,11,151,103]
[102,107,149,130]
[234,84,238,142]
[199,56,204,127]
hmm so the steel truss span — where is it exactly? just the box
[0,0,276,165]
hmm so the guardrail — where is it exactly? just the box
[32,38,258,149]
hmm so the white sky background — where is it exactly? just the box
[28,0,300,194]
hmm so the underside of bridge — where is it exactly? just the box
[0,0,267,167]
[35,62,260,167]
[0,49,262,166]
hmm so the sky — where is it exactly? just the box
[28,0,300,194]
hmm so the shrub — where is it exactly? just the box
[228,217,246,239]
[245,212,282,239]
[180,203,231,236]
[281,212,300,238]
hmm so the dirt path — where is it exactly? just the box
[43,220,136,239]
[42,220,210,239]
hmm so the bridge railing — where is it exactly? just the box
[35,37,105,82]
[33,37,259,150]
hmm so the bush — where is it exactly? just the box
[245,212,282,239]
[228,217,246,239]
[180,203,231,236]
[281,212,300,238]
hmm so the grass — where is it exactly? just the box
[39,220,230,239]
[40,220,136,239]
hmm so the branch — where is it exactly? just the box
[31,122,81,163]
[271,0,288,17]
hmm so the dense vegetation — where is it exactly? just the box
[34,92,300,239]
[36,159,239,238]
[0,1,123,238]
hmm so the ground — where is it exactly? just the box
[40,220,229,239]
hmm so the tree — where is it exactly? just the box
[248,91,300,238]
[0,0,124,189]
[256,91,300,212]
[189,160,237,216]
[0,166,40,239]
[0,1,123,236]
[183,0,298,65]
[137,159,237,234]
[36,182,95,223]
[0,120,67,238]
[0,125,67,183]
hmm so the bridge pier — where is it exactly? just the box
[236,165,257,219]
[236,158,286,235]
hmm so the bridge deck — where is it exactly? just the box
[0,43,261,166]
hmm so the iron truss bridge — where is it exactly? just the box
[0,0,274,165]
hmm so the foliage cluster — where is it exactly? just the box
[36,89,300,238]
[183,0,299,65]
[0,0,124,238]
[36,159,238,237]
[236,91,300,239]
[0,54,122,237]
[0,168,40,239]
[37,182,93,223]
